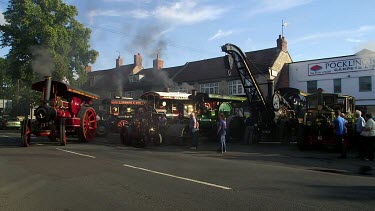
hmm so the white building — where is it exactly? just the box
[289,49,375,113]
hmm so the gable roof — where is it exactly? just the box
[84,64,134,91]
[355,48,375,55]
[84,46,284,92]
[172,48,281,83]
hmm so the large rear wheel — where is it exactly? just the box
[78,107,97,142]
[21,118,31,147]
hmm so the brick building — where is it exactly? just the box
[83,35,292,112]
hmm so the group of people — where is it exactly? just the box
[334,110,375,160]
[189,112,227,153]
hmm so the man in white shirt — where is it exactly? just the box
[355,110,366,159]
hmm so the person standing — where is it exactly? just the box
[361,113,375,161]
[354,110,366,159]
[333,110,347,158]
[217,113,227,153]
[189,113,199,150]
[158,113,167,140]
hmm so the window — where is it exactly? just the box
[200,82,219,94]
[228,80,245,95]
[129,75,144,83]
[128,75,138,83]
[359,76,372,92]
[333,79,341,93]
[124,91,135,99]
[307,80,317,93]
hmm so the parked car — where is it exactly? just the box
[4,117,22,130]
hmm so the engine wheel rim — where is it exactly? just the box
[117,120,128,128]
[83,108,96,141]
[60,119,66,146]
[21,119,31,147]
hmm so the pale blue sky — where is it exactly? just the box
[0,0,375,71]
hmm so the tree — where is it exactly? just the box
[0,0,98,115]
[0,0,98,86]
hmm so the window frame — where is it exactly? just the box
[200,82,219,94]
[228,80,245,95]
[307,80,317,93]
[333,78,341,93]
[359,76,372,92]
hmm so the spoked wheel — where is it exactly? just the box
[59,118,67,146]
[21,118,31,147]
[150,133,162,146]
[117,120,128,129]
[78,107,97,142]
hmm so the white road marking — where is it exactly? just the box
[123,164,232,190]
[56,148,96,158]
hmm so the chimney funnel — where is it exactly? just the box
[44,76,52,104]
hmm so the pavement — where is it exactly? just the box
[95,132,375,177]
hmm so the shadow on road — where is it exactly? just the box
[307,185,375,201]
[92,136,375,177]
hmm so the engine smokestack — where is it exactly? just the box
[44,76,52,103]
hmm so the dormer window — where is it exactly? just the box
[129,74,144,83]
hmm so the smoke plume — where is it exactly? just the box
[125,24,169,66]
[30,45,55,77]
[147,69,194,92]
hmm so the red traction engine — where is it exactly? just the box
[21,76,100,147]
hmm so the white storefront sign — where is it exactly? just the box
[308,56,375,76]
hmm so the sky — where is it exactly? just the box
[0,0,375,71]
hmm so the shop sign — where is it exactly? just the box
[308,56,375,76]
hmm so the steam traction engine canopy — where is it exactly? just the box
[32,80,100,103]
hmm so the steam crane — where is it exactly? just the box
[221,43,293,137]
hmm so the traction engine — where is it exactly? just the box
[21,76,100,147]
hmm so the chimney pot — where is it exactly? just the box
[116,55,123,68]
[277,35,288,52]
[134,53,143,67]
[153,53,164,70]
[85,65,92,73]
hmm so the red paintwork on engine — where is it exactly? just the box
[56,109,71,118]
[66,117,80,127]
[71,97,82,117]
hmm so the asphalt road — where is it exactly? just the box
[0,131,375,211]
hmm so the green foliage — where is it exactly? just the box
[0,0,98,114]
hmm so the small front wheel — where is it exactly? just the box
[59,118,67,146]
[21,118,31,147]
